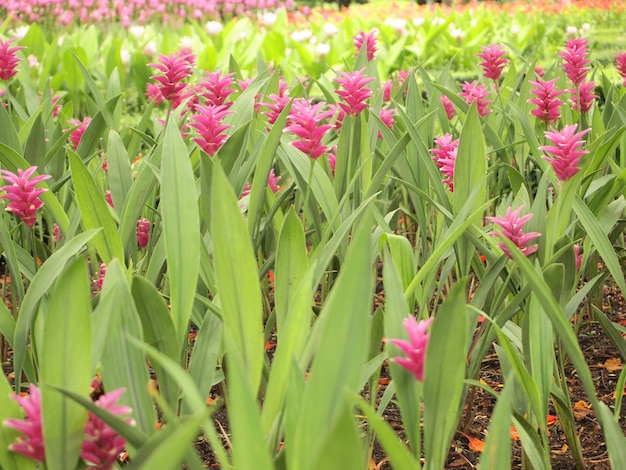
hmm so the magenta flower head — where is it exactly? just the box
[387,316,433,382]
[284,98,334,159]
[430,133,459,191]
[0,38,26,81]
[616,52,626,87]
[189,104,233,157]
[148,51,193,105]
[137,218,150,249]
[262,93,291,126]
[4,384,45,462]
[81,388,135,470]
[334,68,375,116]
[528,77,565,125]
[440,94,455,120]
[476,44,509,81]
[540,124,590,181]
[559,38,590,86]
[487,206,541,258]
[197,71,236,107]
[67,117,92,150]
[0,166,50,228]
[378,105,396,139]
[459,80,492,116]
[567,80,597,114]
[353,30,377,61]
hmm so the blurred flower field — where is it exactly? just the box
[0,1,625,469]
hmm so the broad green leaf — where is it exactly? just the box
[423,279,468,470]
[210,160,264,393]
[132,276,180,411]
[99,260,156,435]
[106,130,133,211]
[41,259,92,470]
[13,230,99,385]
[0,212,26,303]
[0,104,21,152]
[161,119,200,346]
[479,378,513,469]
[69,151,124,264]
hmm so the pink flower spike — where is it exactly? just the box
[476,44,509,81]
[387,316,433,382]
[0,166,50,228]
[440,94,455,120]
[137,218,150,249]
[568,80,597,114]
[559,38,590,86]
[189,104,233,157]
[0,38,26,81]
[459,80,492,116]
[262,93,291,126]
[334,68,375,116]
[267,169,280,193]
[4,384,45,462]
[67,117,92,150]
[487,206,541,258]
[540,124,590,181]
[528,78,565,124]
[378,105,396,139]
[197,71,236,107]
[430,133,459,191]
[81,388,135,470]
[284,98,333,159]
[148,51,193,105]
[353,30,378,61]
[574,244,582,271]
[616,52,626,87]
[93,263,107,291]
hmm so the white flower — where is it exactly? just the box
[129,25,145,37]
[449,25,465,40]
[291,29,313,42]
[205,21,223,35]
[120,49,130,65]
[510,24,520,35]
[143,41,157,57]
[566,25,578,36]
[385,18,406,32]
[179,36,193,49]
[413,17,424,27]
[57,36,65,47]
[432,17,445,26]
[13,25,30,40]
[316,43,330,57]
[261,12,277,27]
[581,23,591,32]
[322,22,339,37]
[27,54,39,68]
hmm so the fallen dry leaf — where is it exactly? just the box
[602,357,623,373]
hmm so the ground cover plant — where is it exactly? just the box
[0,0,626,469]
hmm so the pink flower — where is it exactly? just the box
[0,166,50,228]
[378,105,396,138]
[459,80,492,116]
[616,52,626,87]
[189,104,233,157]
[487,206,541,258]
[93,263,107,291]
[387,316,433,382]
[476,44,509,81]
[353,30,377,61]
[381,80,393,102]
[440,94,455,120]
[0,38,26,81]
[540,124,590,181]
[430,133,459,191]
[567,80,597,113]
[81,388,135,470]
[334,68,375,116]
[3,384,45,462]
[528,78,565,124]
[68,117,92,150]
[327,148,336,176]
[52,223,62,244]
[196,71,236,107]
[261,93,291,125]
[145,82,164,105]
[105,190,114,209]
[240,169,281,199]
[574,244,582,271]
[284,98,333,159]
[559,38,590,86]
[148,51,193,105]
[137,218,150,248]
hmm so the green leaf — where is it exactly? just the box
[106,130,134,211]
[99,260,156,435]
[69,151,124,264]
[479,378,513,469]
[210,160,264,393]
[41,259,92,470]
[423,279,468,470]
[160,119,200,346]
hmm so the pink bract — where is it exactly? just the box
[387,316,433,382]
[0,166,50,228]
[487,206,541,258]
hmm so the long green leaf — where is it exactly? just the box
[41,259,92,470]
[160,119,200,346]
[69,151,124,264]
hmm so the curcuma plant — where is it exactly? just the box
[0,4,625,469]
